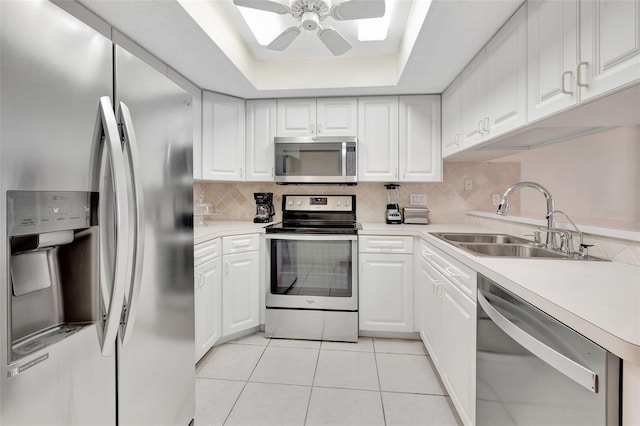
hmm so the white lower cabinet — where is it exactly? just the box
[194,238,222,362]
[359,236,413,333]
[222,235,260,336]
[418,239,476,426]
[195,256,222,362]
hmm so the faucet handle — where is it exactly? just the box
[524,231,542,245]
[578,243,594,258]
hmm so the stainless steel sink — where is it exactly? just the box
[434,233,530,244]
[431,233,609,261]
[458,243,569,258]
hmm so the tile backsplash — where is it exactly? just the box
[194,162,521,224]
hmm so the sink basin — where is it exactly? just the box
[458,243,569,258]
[434,233,530,244]
[431,233,609,261]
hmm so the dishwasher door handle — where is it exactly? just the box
[477,290,598,393]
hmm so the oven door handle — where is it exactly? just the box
[477,290,598,393]
[265,233,357,241]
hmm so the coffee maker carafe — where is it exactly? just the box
[385,184,402,224]
[254,192,275,223]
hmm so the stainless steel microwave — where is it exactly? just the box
[274,136,357,184]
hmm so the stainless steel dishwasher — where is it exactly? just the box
[476,274,620,425]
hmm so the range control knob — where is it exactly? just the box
[287,200,293,206]
[296,200,302,206]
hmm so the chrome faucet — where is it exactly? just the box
[496,181,556,248]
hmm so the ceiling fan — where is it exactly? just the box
[233,0,386,56]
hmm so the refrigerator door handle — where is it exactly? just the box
[90,96,131,357]
[118,101,146,347]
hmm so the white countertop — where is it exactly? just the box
[194,220,274,244]
[361,223,640,365]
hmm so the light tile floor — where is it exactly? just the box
[196,333,462,426]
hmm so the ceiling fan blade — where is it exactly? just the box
[233,0,290,15]
[267,26,302,51]
[317,27,352,56]
[330,0,385,20]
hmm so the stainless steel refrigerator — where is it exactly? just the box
[0,1,195,424]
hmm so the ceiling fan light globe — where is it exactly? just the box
[301,11,319,30]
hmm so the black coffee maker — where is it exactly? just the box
[253,192,275,223]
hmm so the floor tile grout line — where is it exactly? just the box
[302,346,323,426]
[372,340,388,426]
[222,339,271,426]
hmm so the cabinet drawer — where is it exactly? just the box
[194,238,220,266]
[359,236,413,254]
[419,239,476,301]
[223,233,260,254]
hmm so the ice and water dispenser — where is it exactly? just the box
[7,191,100,362]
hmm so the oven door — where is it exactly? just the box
[265,233,357,311]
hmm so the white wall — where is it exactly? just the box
[497,125,640,232]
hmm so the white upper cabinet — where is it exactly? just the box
[579,0,640,101]
[276,97,357,137]
[528,0,580,122]
[276,98,316,137]
[245,99,276,181]
[442,77,464,157]
[398,95,442,182]
[461,51,488,148]
[485,5,527,138]
[358,96,399,181]
[202,92,245,181]
[462,5,527,149]
[359,96,442,182]
[316,98,358,136]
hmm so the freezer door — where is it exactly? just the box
[114,45,195,426]
[0,1,116,425]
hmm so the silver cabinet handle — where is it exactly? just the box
[224,260,229,275]
[318,123,322,134]
[118,102,146,348]
[394,167,398,179]
[483,116,490,134]
[90,96,130,357]
[239,166,243,177]
[477,120,483,134]
[577,61,589,88]
[454,133,460,147]
[309,123,315,134]
[561,71,573,94]
[477,290,598,393]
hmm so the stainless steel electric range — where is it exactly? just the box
[265,195,359,342]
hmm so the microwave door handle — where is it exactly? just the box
[477,290,598,393]
[90,96,130,357]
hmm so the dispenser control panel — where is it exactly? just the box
[7,191,98,236]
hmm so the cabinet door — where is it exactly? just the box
[527,0,579,122]
[442,77,464,158]
[359,253,413,332]
[276,98,316,137]
[398,95,442,182]
[419,257,442,369]
[316,97,357,136]
[222,251,259,336]
[485,5,527,138]
[461,52,488,148]
[580,0,640,101]
[195,256,222,362]
[202,92,245,181]
[441,282,476,426]
[357,96,399,181]
[245,99,276,181]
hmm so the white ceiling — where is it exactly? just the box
[77,0,524,99]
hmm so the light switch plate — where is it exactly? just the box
[410,194,427,206]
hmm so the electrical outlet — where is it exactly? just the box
[464,178,473,191]
[410,194,427,206]
[492,194,501,206]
